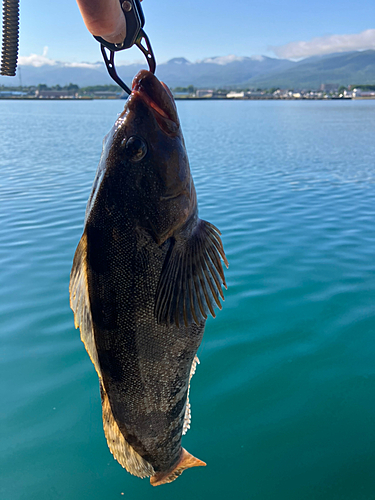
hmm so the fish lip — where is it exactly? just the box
[131,70,179,132]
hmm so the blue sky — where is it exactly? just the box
[12,0,375,65]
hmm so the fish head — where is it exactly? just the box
[108,70,196,245]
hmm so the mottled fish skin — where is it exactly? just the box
[70,70,228,485]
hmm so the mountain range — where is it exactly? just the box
[1,50,375,89]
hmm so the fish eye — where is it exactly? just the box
[125,136,147,162]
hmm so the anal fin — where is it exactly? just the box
[182,355,200,435]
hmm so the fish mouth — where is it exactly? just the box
[131,70,179,134]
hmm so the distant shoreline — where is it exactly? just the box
[2,96,375,101]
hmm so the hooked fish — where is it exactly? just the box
[69,70,228,486]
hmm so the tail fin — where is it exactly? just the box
[150,448,206,486]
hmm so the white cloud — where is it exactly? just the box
[18,52,56,67]
[116,59,144,66]
[250,55,265,62]
[199,55,246,65]
[198,55,265,65]
[65,62,102,69]
[17,47,103,69]
[270,29,375,59]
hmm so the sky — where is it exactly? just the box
[4,0,375,66]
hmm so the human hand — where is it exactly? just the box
[76,0,142,45]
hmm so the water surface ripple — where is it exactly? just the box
[1,99,374,500]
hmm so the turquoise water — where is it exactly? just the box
[1,99,375,500]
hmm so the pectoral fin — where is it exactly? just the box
[155,219,228,327]
[150,448,206,486]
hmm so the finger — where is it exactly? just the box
[76,0,127,44]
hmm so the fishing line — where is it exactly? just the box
[1,0,19,76]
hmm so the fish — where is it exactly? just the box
[69,70,228,486]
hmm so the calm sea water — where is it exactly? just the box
[1,98,375,500]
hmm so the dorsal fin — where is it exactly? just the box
[155,219,228,328]
[150,448,206,486]
[100,383,155,478]
[69,233,101,378]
